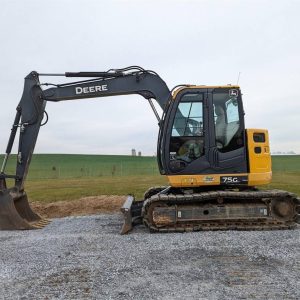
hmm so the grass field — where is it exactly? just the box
[1,154,160,179]
[0,154,299,202]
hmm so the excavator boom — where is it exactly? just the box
[0,67,171,230]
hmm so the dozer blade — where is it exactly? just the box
[120,196,134,234]
[0,189,50,230]
[120,195,144,234]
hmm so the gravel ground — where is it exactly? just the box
[0,214,299,300]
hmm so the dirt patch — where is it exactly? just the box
[31,195,126,218]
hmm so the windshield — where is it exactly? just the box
[169,93,205,167]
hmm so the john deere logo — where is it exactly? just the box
[229,89,238,97]
[203,176,214,183]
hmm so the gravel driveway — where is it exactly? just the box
[0,214,299,300]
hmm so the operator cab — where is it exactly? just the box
[158,86,247,175]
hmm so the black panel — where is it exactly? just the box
[253,133,265,143]
[255,147,262,154]
[220,175,248,185]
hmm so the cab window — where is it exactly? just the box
[213,89,244,152]
[172,101,203,137]
[170,93,204,163]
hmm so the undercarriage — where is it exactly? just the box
[121,186,300,234]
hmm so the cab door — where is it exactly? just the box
[208,88,247,173]
[159,88,212,175]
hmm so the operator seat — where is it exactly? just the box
[215,105,226,148]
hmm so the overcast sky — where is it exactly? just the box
[0,0,299,155]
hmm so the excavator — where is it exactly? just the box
[0,66,299,233]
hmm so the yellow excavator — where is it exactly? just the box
[0,66,299,233]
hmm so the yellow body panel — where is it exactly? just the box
[167,173,246,187]
[248,171,272,186]
[246,128,272,185]
[166,128,272,188]
[167,172,272,187]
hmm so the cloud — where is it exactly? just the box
[0,0,299,155]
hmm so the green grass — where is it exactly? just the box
[1,154,159,179]
[0,154,166,202]
[271,155,300,172]
[266,155,300,195]
[25,176,168,203]
[266,172,300,195]
[0,154,299,203]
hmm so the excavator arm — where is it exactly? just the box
[0,67,171,230]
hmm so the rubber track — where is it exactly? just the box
[142,189,300,233]
[143,186,168,200]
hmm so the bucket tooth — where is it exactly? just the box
[36,219,50,225]
[30,219,51,229]
[0,189,50,230]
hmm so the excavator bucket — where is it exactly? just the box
[0,189,50,230]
